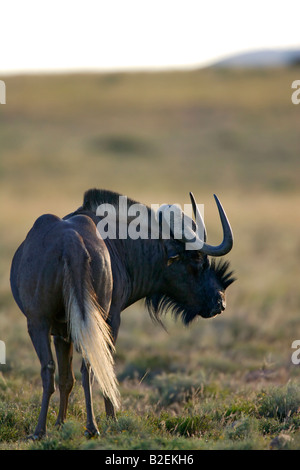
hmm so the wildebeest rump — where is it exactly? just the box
[10,189,235,438]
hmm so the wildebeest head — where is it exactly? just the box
[146,193,235,325]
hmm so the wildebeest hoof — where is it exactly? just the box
[84,428,100,439]
[26,432,45,441]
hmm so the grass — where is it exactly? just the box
[2,373,300,450]
[1,65,300,449]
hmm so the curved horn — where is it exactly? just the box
[191,193,233,256]
[189,192,206,242]
[158,194,233,257]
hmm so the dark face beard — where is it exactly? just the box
[145,293,200,326]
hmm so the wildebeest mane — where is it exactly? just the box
[82,188,148,214]
[145,259,235,326]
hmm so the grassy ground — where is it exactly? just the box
[0,66,300,450]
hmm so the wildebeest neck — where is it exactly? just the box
[107,236,165,309]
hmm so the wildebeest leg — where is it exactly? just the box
[104,396,116,420]
[54,335,75,427]
[81,359,100,437]
[27,320,55,439]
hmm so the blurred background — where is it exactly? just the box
[0,0,300,446]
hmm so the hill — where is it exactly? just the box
[213,48,300,68]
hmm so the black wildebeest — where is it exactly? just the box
[10,189,234,438]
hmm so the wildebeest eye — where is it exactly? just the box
[167,254,180,266]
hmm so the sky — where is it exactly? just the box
[1,0,300,74]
